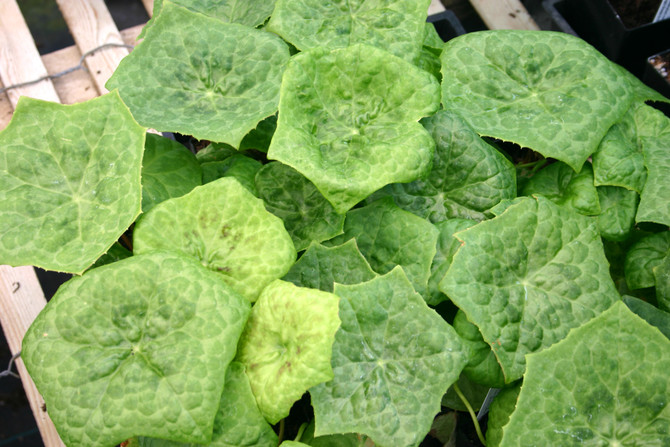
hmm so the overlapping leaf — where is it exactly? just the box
[453,310,505,388]
[22,252,251,446]
[142,133,201,213]
[440,196,619,382]
[636,105,670,226]
[107,1,290,147]
[500,302,670,446]
[201,154,262,195]
[237,280,340,423]
[310,268,467,447]
[151,0,275,27]
[267,44,440,213]
[441,30,632,171]
[596,186,638,242]
[623,295,670,339]
[656,258,670,312]
[0,92,144,273]
[267,0,431,63]
[624,231,670,290]
[133,178,296,302]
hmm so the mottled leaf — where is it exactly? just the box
[441,31,632,171]
[624,231,670,290]
[201,154,262,195]
[107,1,290,147]
[267,44,439,213]
[310,268,467,447]
[655,257,670,312]
[255,162,345,251]
[196,143,238,163]
[90,242,132,270]
[376,110,516,222]
[300,420,371,446]
[0,92,144,273]
[142,133,201,213]
[237,280,340,423]
[267,0,431,63]
[441,374,490,412]
[440,196,620,382]
[329,197,438,297]
[239,115,277,153]
[596,186,638,242]
[22,252,250,446]
[636,105,670,226]
[154,0,275,27]
[133,178,296,302]
[521,162,600,216]
[623,295,670,340]
[283,239,376,292]
[486,384,521,447]
[500,302,670,446]
[453,310,505,388]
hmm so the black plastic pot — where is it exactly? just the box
[543,0,670,77]
[427,9,467,42]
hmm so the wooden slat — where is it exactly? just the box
[468,0,540,30]
[429,0,447,15]
[0,0,60,106]
[0,83,13,130]
[141,0,155,16]
[56,0,130,95]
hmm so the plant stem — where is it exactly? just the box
[453,382,487,446]
[277,419,285,443]
[294,422,308,442]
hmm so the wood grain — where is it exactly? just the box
[468,0,540,30]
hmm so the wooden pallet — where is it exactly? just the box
[0,1,536,445]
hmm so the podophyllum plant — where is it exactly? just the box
[1,0,670,446]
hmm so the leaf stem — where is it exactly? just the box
[277,418,285,443]
[515,159,547,172]
[453,382,487,446]
[294,422,308,442]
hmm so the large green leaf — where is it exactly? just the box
[624,231,670,290]
[441,31,632,171]
[267,44,440,213]
[255,162,345,251]
[500,301,670,446]
[22,252,251,446]
[329,197,438,297]
[521,162,600,216]
[282,239,377,292]
[237,280,340,423]
[596,186,638,242]
[636,105,670,226]
[623,295,670,339]
[142,133,201,213]
[310,268,467,447]
[0,92,144,274]
[151,0,275,27]
[107,1,290,147]
[486,384,521,447]
[201,154,263,195]
[133,178,296,302]
[267,0,431,63]
[440,196,620,382]
[452,310,505,388]
[375,110,516,222]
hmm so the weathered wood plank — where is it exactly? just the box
[0,0,60,106]
[468,0,540,30]
[141,0,155,15]
[429,0,447,15]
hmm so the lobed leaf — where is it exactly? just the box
[624,231,670,290]
[623,295,670,340]
[596,186,638,242]
[0,92,144,273]
[22,252,251,446]
[201,154,263,195]
[452,310,505,388]
[636,105,670,226]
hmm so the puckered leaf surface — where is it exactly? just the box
[255,162,345,251]
[267,44,440,213]
[486,384,521,447]
[0,92,144,273]
[636,105,670,226]
[521,162,600,216]
[500,301,670,446]
[655,257,670,312]
[22,252,251,447]
[142,133,201,213]
[107,1,289,147]
[133,178,296,302]
[441,31,632,171]
[624,231,670,290]
[596,186,638,242]
[440,196,619,382]
[267,0,431,63]
[283,239,377,292]
[453,310,505,388]
[310,268,467,447]
[151,0,275,27]
[237,280,340,424]
[623,295,670,340]
[329,197,438,297]
[376,110,516,222]
[201,154,262,195]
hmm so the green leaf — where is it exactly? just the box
[441,31,632,171]
[239,114,277,153]
[521,162,600,216]
[0,92,144,274]
[90,242,132,270]
[655,257,670,312]
[142,133,201,213]
[329,197,439,297]
[155,0,275,27]
[441,373,490,412]
[196,143,238,163]
[299,420,370,446]
[623,295,670,340]
[201,154,263,195]
[499,301,670,446]
[440,196,620,382]
[596,186,638,242]
[427,218,477,306]
[636,105,670,226]
[423,22,444,51]
[22,251,251,446]
[237,280,340,424]
[267,0,432,63]
[310,268,467,447]
[624,231,670,290]
[107,1,290,147]
[133,178,296,302]
[486,384,521,447]
[255,162,345,251]
[282,240,377,292]
[376,110,516,222]
[267,44,440,213]
[452,310,505,388]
